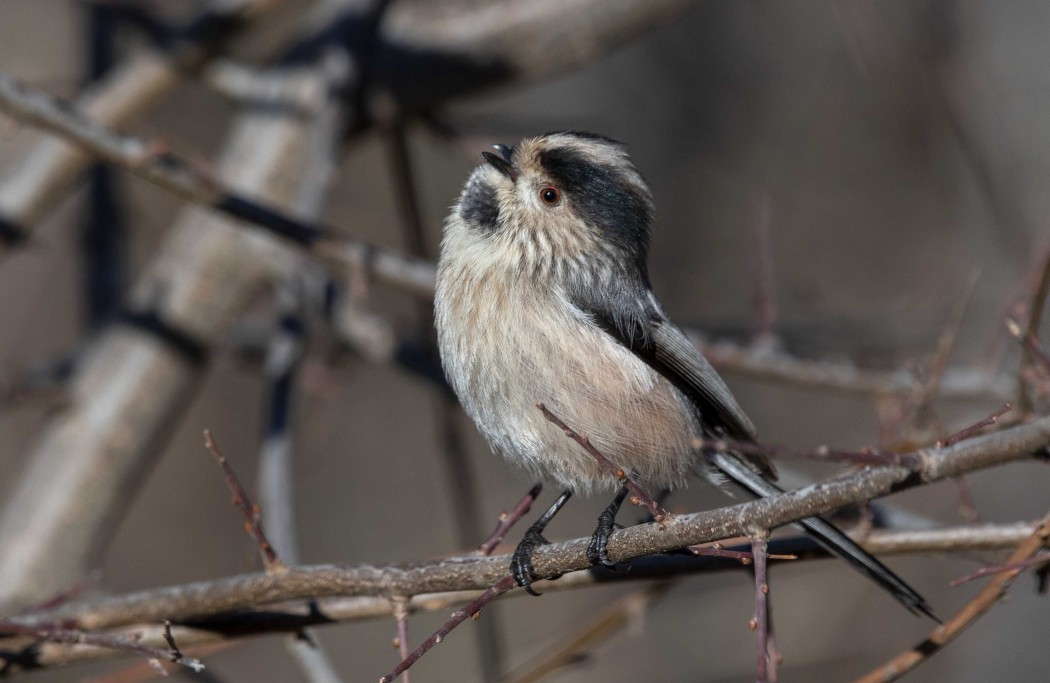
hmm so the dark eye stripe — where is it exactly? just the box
[538,147,651,254]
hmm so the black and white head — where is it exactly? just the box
[444,132,656,283]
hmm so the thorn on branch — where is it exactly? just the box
[536,402,668,522]
[688,543,797,565]
[937,403,1013,448]
[202,429,285,573]
[476,483,543,556]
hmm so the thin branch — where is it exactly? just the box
[203,430,285,574]
[378,576,517,683]
[391,598,411,683]
[0,522,1037,673]
[0,618,204,674]
[749,531,772,683]
[476,484,544,556]
[687,543,796,563]
[693,436,919,468]
[537,402,669,521]
[694,335,1013,402]
[1008,319,1050,375]
[937,403,1012,448]
[11,416,1046,638]
[0,70,436,297]
[948,552,1050,587]
[854,509,1050,683]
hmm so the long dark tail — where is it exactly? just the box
[708,451,939,621]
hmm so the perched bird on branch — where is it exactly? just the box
[435,131,936,619]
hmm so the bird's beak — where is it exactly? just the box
[482,144,517,182]
[492,144,513,162]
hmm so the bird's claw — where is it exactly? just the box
[586,514,624,568]
[511,526,551,595]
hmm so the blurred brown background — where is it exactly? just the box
[0,0,1048,681]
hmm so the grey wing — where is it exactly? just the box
[567,281,773,477]
[647,318,757,441]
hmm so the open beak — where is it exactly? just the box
[482,144,517,181]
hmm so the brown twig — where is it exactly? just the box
[476,484,544,556]
[854,509,1050,683]
[0,618,204,674]
[939,403,1013,523]
[687,543,796,564]
[748,531,773,683]
[203,430,284,574]
[537,402,669,521]
[391,598,411,683]
[937,402,1013,448]
[948,552,1050,587]
[1008,319,1050,375]
[378,575,517,683]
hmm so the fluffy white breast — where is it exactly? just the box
[435,222,700,493]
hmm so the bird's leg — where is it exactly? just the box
[587,486,628,567]
[510,489,573,596]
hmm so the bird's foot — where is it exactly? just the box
[586,513,625,567]
[510,525,557,596]
[587,486,629,567]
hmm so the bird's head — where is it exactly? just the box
[448,132,654,278]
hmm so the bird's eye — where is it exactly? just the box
[539,186,561,206]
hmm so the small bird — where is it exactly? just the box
[435,131,935,619]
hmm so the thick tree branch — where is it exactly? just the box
[0,53,339,611]
[0,0,290,243]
